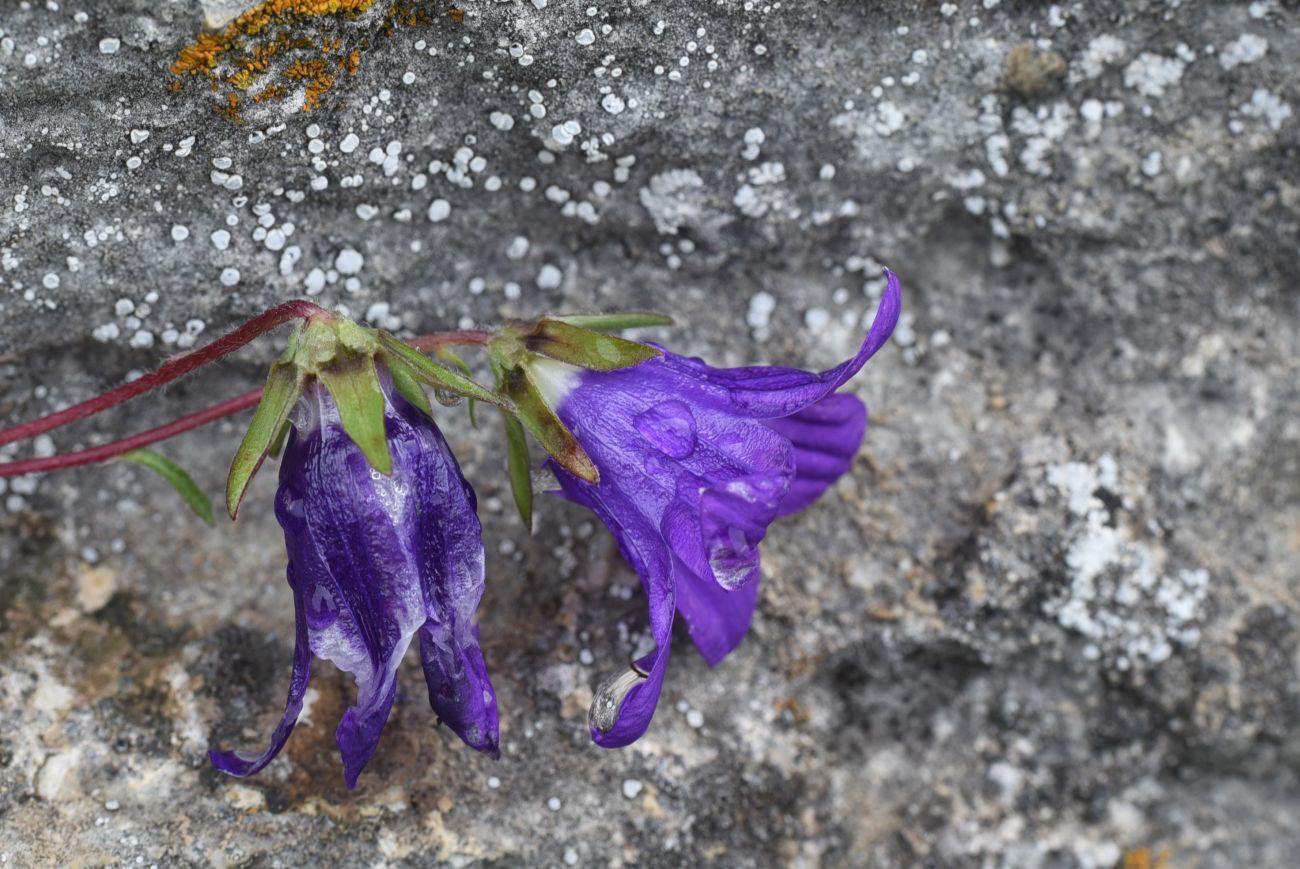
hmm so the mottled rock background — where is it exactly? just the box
[1,0,1297,866]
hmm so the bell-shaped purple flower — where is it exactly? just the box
[539,272,901,748]
[210,374,499,788]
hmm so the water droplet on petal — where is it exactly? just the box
[634,400,697,460]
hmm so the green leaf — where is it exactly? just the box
[524,319,661,371]
[123,448,214,526]
[387,356,435,419]
[502,411,533,532]
[377,332,504,407]
[226,361,305,519]
[551,312,674,332]
[318,352,392,476]
[500,366,599,483]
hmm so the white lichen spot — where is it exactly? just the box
[536,264,563,290]
[427,199,451,222]
[1075,35,1127,80]
[1122,53,1186,98]
[873,101,906,137]
[638,169,705,235]
[1240,88,1292,130]
[1044,457,1210,668]
[335,248,364,275]
[1219,33,1268,70]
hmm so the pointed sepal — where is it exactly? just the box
[387,355,435,419]
[501,411,533,531]
[226,358,305,519]
[521,318,661,372]
[550,312,673,332]
[499,365,598,483]
[376,331,504,407]
[317,352,392,476]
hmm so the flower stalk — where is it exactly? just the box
[0,301,325,450]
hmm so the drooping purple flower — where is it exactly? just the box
[538,272,901,748]
[210,374,499,788]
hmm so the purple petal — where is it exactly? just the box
[209,573,313,778]
[401,402,500,758]
[554,470,676,748]
[664,501,762,666]
[419,625,500,758]
[696,470,787,590]
[654,269,899,419]
[764,393,867,517]
[674,561,760,667]
[336,663,403,789]
[271,380,495,787]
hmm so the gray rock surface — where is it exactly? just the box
[1,0,1298,865]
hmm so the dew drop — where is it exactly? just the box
[633,400,697,459]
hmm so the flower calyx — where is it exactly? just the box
[485,312,671,527]
[225,310,502,519]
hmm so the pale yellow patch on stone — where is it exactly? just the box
[76,565,117,613]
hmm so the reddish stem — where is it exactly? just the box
[0,300,323,449]
[406,330,493,352]
[0,389,264,478]
[0,322,486,480]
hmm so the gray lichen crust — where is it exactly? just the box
[1,1,1298,866]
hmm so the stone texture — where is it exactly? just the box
[1,0,1298,866]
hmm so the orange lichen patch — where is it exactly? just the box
[171,0,427,118]
[1121,847,1173,869]
[253,83,285,103]
[340,48,362,76]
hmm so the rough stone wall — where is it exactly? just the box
[0,0,1297,866]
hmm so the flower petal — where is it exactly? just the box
[554,469,676,748]
[208,573,313,778]
[696,470,788,590]
[336,655,405,789]
[764,392,867,517]
[656,270,899,419]
[663,501,762,666]
[419,625,500,758]
[395,397,501,757]
[275,383,475,787]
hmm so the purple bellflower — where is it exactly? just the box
[211,374,499,788]
[533,271,901,747]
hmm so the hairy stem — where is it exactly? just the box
[0,300,324,449]
[0,323,489,480]
[0,389,264,478]
[405,330,494,352]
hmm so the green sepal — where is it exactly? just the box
[387,355,435,419]
[502,411,533,532]
[226,359,305,519]
[435,349,478,428]
[522,319,661,371]
[317,352,392,476]
[550,312,673,332]
[376,332,504,407]
[268,420,292,459]
[499,365,598,483]
[121,448,214,526]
